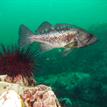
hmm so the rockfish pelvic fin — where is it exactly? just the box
[63,48,73,56]
[18,24,34,47]
[35,21,55,34]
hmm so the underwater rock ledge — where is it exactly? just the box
[0,75,62,107]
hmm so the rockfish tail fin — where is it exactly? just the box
[18,24,34,47]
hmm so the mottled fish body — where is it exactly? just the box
[18,21,97,53]
[30,30,77,48]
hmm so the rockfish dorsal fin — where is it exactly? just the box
[18,24,34,47]
[54,24,73,31]
[35,21,54,34]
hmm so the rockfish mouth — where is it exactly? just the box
[18,21,97,54]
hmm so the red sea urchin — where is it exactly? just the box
[0,44,37,86]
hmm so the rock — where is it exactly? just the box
[22,84,61,107]
[72,78,103,103]
[0,80,61,107]
[0,90,24,107]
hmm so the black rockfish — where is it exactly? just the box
[18,21,97,53]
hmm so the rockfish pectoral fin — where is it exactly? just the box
[63,41,77,56]
[18,24,34,47]
[64,41,78,48]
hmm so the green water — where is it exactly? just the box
[1,0,107,107]
[0,0,107,44]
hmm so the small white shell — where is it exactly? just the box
[0,90,24,107]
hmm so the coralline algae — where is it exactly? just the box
[0,75,61,107]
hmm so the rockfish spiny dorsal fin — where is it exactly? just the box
[54,24,73,31]
[35,21,55,34]
[18,24,34,47]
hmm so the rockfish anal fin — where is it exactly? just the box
[40,43,54,52]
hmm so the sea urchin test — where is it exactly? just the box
[0,45,37,86]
